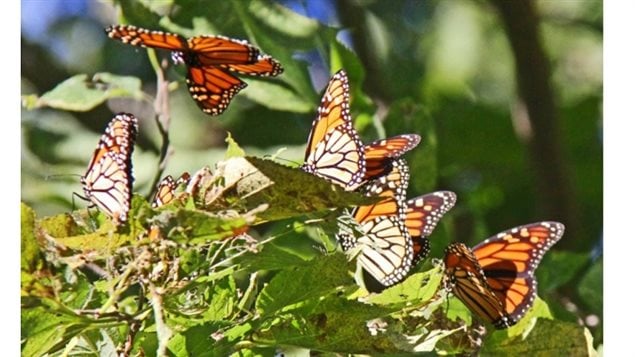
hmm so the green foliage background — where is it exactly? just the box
[21,0,602,355]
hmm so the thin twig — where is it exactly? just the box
[149,283,173,357]
[119,320,141,357]
[147,51,174,199]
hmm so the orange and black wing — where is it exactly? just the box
[338,158,409,251]
[364,134,421,180]
[222,55,283,77]
[152,175,177,208]
[352,159,410,224]
[152,172,191,208]
[472,221,565,328]
[188,35,260,65]
[337,159,413,287]
[444,242,508,327]
[189,35,283,75]
[405,191,457,263]
[105,24,188,51]
[186,36,283,115]
[301,70,365,191]
[185,66,248,116]
[353,215,414,287]
[444,221,565,329]
[81,113,138,225]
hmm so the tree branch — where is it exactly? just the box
[489,0,579,250]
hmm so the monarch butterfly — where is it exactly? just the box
[151,172,191,208]
[81,113,139,225]
[364,134,421,180]
[443,221,565,329]
[405,191,457,264]
[337,159,413,287]
[301,70,366,191]
[105,24,283,116]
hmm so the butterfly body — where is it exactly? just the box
[444,221,565,328]
[81,113,138,225]
[106,24,282,116]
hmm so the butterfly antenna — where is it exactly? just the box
[45,173,83,181]
[263,155,302,167]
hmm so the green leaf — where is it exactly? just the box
[53,222,132,252]
[116,0,162,28]
[242,78,316,113]
[41,196,149,251]
[248,0,319,40]
[237,273,259,312]
[244,157,377,222]
[21,203,42,273]
[21,306,89,357]
[255,254,352,316]
[230,347,280,357]
[37,211,85,239]
[577,258,602,312]
[444,295,473,326]
[225,132,246,159]
[211,322,256,355]
[241,240,309,272]
[482,319,596,356]
[384,99,438,193]
[366,265,444,308]
[254,295,401,354]
[22,73,144,112]
[537,250,588,293]
[200,276,237,321]
[168,208,249,244]
[504,297,554,338]
[411,326,464,353]
[330,40,366,90]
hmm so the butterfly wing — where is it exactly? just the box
[106,26,283,116]
[444,221,565,328]
[338,159,413,287]
[354,215,414,287]
[473,221,565,327]
[105,24,188,51]
[81,113,138,225]
[152,172,191,208]
[351,158,410,224]
[222,55,283,77]
[152,175,177,208]
[301,70,365,191]
[405,191,457,263]
[187,35,260,65]
[364,134,421,180]
[185,66,247,116]
[444,242,509,327]
[186,36,283,115]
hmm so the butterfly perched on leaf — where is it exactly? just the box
[338,158,456,289]
[337,158,413,287]
[81,113,138,225]
[151,172,191,208]
[301,70,421,191]
[105,24,283,116]
[443,221,565,329]
[301,70,366,191]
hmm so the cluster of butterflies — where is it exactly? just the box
[77,24,565,331]
[298,69,565,329]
